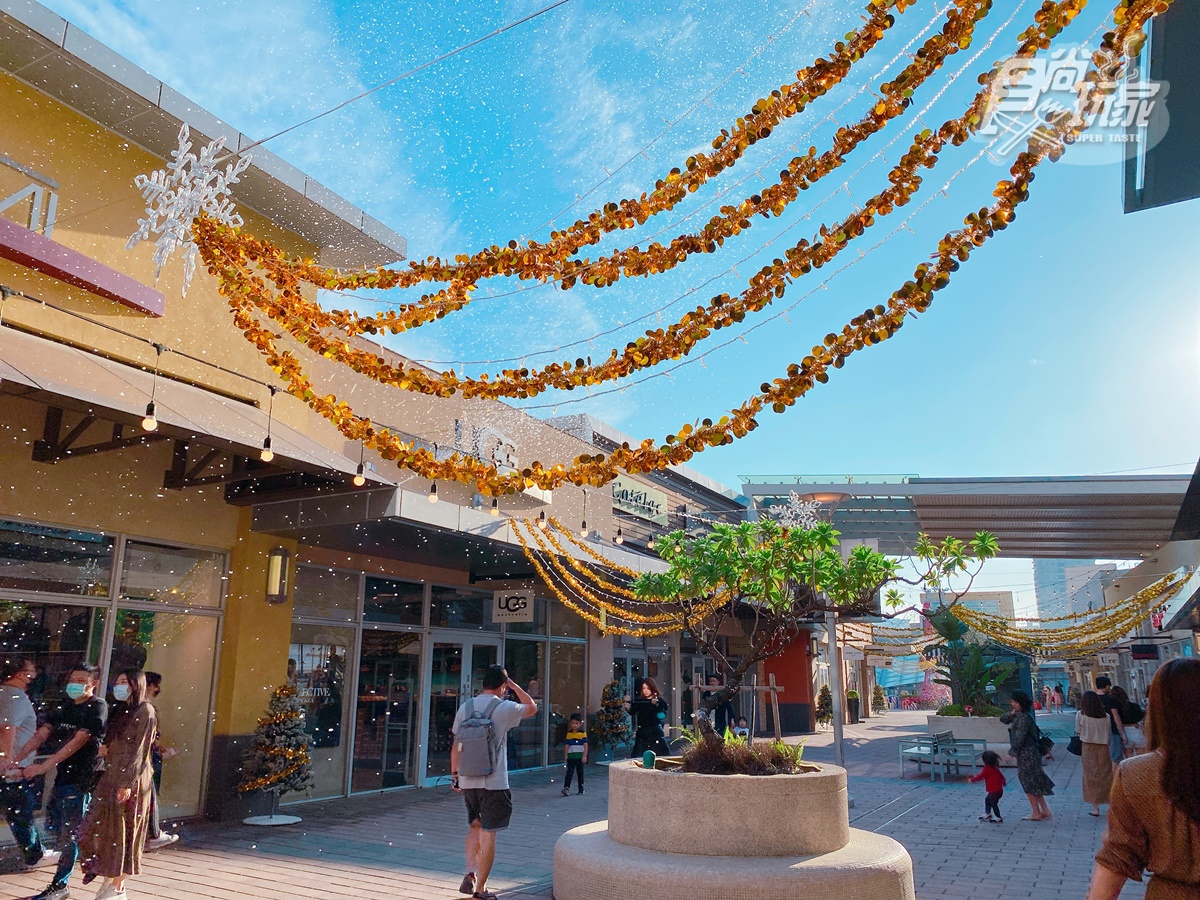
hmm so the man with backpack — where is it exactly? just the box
[451,665,537,900]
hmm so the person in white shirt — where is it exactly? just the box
[450,666,536,900]
[0,658,58,868]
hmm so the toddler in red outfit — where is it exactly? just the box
[969,750,1007,823]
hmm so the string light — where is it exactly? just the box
[260,386,277,462]
[428,483,439,504]
[141,343,164,432]
[614,528,624,545]
[538,510,548,531]
[353,442,367,486]
[490,497,500,516]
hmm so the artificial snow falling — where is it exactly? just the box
[127,124,251,295]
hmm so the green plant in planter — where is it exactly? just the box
[937,703,967,716]
[872,684,888,714]
[845,690,860,700]
[926,621,1016,709]
[673,724,815,775]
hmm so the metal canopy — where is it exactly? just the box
[743,475,1191,559]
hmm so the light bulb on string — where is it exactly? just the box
[538,510,547,531]
[260,386,277,462]
[614,528,624,545]
[141,343,164,432]
[490,497,499,517]
[428,483,439,504]
[579,520,588,538]
[352,441,366,486]
[141,400,158,432]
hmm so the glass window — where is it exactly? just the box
[364,576,423,626]
[354,631,423,791]
[120,541,224,608]
[108,608,218,818]
[550,599,588,639]
[505,595,548,635]
[0,520,114,597]
[289,623,354,800]
[295,567,359,621]
[0,600,106,704]
[430,585,498,632]
[504,638,545,770]
[548,642,586,760]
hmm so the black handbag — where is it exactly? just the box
[1067,734,1083,756]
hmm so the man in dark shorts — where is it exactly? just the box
[450,665,536,900]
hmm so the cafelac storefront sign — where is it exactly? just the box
[611,475,668,526]
[493,588,535,623]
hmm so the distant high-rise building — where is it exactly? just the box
[1033,558,1104,621]
[921,590,1016,622]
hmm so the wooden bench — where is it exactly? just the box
[898,731,987,781]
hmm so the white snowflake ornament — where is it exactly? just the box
[127,124,251,295]
[771,491,822,530]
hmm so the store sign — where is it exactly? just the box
[492,588,535,623]
[867,655,893,668]
[1130,644,1160,661]
[842,647,865,662]
[611,476,668,525]
[1097,652,1120,669]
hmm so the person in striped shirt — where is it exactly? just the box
[561,715,588,796]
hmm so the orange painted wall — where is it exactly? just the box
[764,635,815,708]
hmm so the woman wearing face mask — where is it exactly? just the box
[79,669,156,900]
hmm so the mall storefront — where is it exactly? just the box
[0,517,225,820]
[286,562,588,799]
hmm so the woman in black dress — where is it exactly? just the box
[1001,690,1054,821]
[627,677,670,759]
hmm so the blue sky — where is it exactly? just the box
[42,0,1200,610]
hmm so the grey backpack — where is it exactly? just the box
[457,696,503,777]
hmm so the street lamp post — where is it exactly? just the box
[825,605,846,769]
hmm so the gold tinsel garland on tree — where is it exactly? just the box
[197,0,1163,497]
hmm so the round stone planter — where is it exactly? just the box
[554,760,915,900]
[608,759,850,856]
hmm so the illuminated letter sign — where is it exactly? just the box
[611,476,668,526]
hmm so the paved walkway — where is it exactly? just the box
[0,710,1139,900]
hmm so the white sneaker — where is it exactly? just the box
[95,879,127,900]
[146,832,180,850]
[32,849,62,867]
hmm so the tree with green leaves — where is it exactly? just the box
[633,520,997,725]
[927,609,1015,712]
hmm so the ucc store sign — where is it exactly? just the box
[611,476,668,526]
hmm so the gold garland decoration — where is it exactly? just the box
[950,574,1185,659]
[212,0,999,377]
[513,521,684,636]
[200,0,1162,498]
[536,523,640,600]
[522,519,728,623]
[209,0,1100,405]
[547,517,641,579]
[203,0,917,334]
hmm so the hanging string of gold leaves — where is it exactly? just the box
[201,0,1163,496]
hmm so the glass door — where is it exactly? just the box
[351,630,422,792]
[424,637,500,783]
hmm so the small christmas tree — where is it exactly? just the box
[815,683,834,728]
[872,684,888,714]
[238,684,314,797]
[591,680,630,752]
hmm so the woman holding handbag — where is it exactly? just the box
[1076,691,1113,817]
[1001,690,1055,821]
[1109,686,1145,757]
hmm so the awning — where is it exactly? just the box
[0,325,387,483]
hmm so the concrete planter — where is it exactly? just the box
[927,714,1010,743]
[554,760,915,900]
[608,760,849,857]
